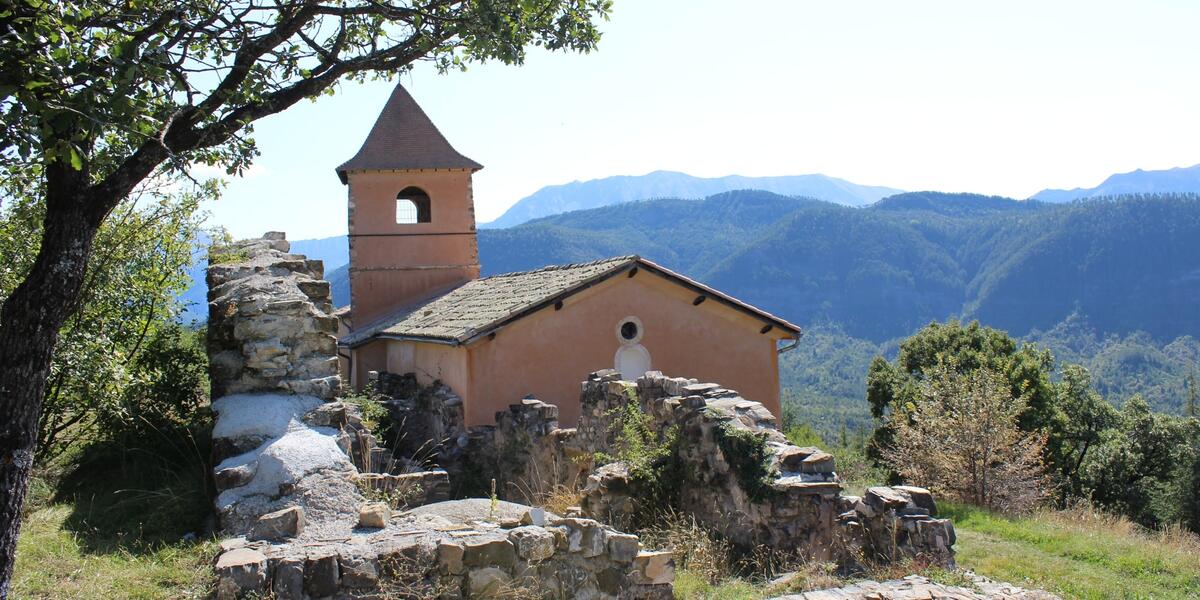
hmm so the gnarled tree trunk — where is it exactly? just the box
[0,164,104,599]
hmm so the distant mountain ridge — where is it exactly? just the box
[1032,164,1200,203]
[481,170,903,228]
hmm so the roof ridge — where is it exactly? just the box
[478,255,638,280]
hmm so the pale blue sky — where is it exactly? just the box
[204,0,1200,239]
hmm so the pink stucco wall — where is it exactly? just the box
[354,270,791,427]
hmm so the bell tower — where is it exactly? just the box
[336,84,483,327]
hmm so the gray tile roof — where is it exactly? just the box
[342,256,638,346]
[341,255,803,348]
[336,84,483,184]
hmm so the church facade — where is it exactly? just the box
[336,84,801,426]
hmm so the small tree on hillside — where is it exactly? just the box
[883,360,1049,513]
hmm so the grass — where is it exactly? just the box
[943,502,1200,599]
[11,424,218,599]
[12,505,216,600]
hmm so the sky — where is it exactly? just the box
[204,0,1200,240]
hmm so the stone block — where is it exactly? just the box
[437,540,465,575]
[358,502,391,529]
[339,554,380,589]
[247,506,304,541]
[468,567,512,595]
[800,451,836,474]
[894,485,938,515]
[521,507,546,526]
[272,557,304,599]
[631,551,675,585]
[463,538,517,569]
[304,552,340,598]
[508,526,556,562]
[608,533,640,563]
[866,486,911,512]
[214,548,268,596]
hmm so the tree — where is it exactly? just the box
[1078,396,1200,530]
[1050,364,1118,499]
[882,360,1049,513]
[0,1,610,593]
[866,321,1058,466]
[1,185,205,463]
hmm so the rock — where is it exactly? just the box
[272,557,304,599]
[508,526,556,562]
[521,507,546,526]
[607,533,640,563]
[632,550,674,585]
[214,548,268,596]
[894,485,937,515]
[463,537,517,569]
[214,463,257,490]
[800,451,836,473]
[248,506,304,541]
[304,552,340,598]
[468,567,512,595]
[340,554,380,589]
[437,540,465,574]
[359,502,391,529]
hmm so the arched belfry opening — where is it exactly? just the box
[396,186,431,224]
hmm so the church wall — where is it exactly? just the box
[463,270,788,426]
[384,339,472,404]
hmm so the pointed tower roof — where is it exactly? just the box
[336,84,483,183]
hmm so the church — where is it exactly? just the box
[336,84,801,426]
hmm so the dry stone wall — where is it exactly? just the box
[453,369,955,570]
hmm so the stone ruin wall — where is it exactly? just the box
[365,369,955,571]
[465,370,956,570]
[205,233,672,600]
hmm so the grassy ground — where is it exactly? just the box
[671,503,1200,600]
[11,505,216,600]
[10,429,218,600]
[943,503,1200,600]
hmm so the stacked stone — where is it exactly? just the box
[835,486,956,570]
[573,371,955,570]
[207,232,341,399]
[213,499,674,599]
[491,398,592,497]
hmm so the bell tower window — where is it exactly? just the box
[396,187,432,224]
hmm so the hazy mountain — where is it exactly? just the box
[481,170,903,228]
[1032,164,1200,203]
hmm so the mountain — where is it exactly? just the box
[1032,164,1200,203]
[481,170,903,228]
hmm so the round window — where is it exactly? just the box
[615,316,644,344]
[620,321,638,341]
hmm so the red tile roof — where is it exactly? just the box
[336,84,483,183]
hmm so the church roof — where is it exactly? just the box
[340,256,802,348]
[336,84,483,183]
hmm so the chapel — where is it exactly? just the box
[336,84,801,426]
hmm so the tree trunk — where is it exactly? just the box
[0,164,100,598]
